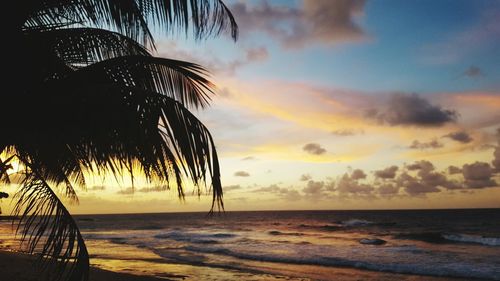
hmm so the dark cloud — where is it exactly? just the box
[448,166,462,175]
[234,171,250,177]
[231,0,367,49]
[241,156,256,161]
[303,143,327,155]
[406,160,435,172]
[336,170,373,194]
[377,184,400,196]
[302,180,326,199]
[462,162,497,188]
[444,131,473,143]
[351,169,367,180]
[300,174,312,181]
[224,185,242,192]
[396,172,440,195]
[374,166,398,179]
[366,93,458,126]
[398,161,463,194]
[463,65,484,78]
[332,129,364,136]
[405,180,441,195]
[408,139,443,150]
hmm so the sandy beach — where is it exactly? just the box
[0,250,166,281]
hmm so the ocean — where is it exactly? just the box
[1,209,500,280]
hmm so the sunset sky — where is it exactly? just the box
[4,0,500,214]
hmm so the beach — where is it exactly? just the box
[0,250,165,281]
[0,249,477,281]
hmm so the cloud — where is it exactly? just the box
[253,184,301,201]
[374,166,398,179]
[351,169,367,180]
[302,180,325,198]
[494,147,500,172]
[117,187,134,195]
[463,66,485,78]
[448,166,462,175]
[336,170,373,194]
[241,156,256,161]
[396,172,440,195]
[492,128,500,172]
[366,93,458,126]
[300,174,312,181]
[224,185,242,192]
[444,131,473,143]
[303,143,327,155]
[231,0,367,49]
[406,160,435,172]
[404,179,441,195]
[116,185,167,194]
[332,129,363,136]
[408,139,444,150]
[88,185,106,191]
[377,183,400,196]
[397,161,463,194]
[234,171,250,177]
[246,47,269,61]
[157,41,268,75]
[462,162,497,188]
[138,186,166,193]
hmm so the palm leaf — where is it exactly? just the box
[23,0,154,47]
[12,157,89,281]
[70,55,214,108]
[22,0,238,46]
[27,28,151,66]
[135,0,238,40]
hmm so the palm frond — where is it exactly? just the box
[13,80,222,209]
[23,0,154,47]
[0,155,15,184]
[12,157,89,281]
[71,55,214,108]
[158,94,223,210]
[28,28,151,66]
[22,0,238,47]
[136,0,238,40]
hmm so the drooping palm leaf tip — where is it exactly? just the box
[3,1,237,280]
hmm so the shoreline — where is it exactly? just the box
[0,249,486,281]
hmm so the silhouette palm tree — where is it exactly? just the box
[1,1,237,280]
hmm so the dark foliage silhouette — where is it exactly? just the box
[1,1,237,280]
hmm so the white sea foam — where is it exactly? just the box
[442,233,500,246]
[181,244,500,280]
[342,219,374,227]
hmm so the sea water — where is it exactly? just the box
[1,209,499,280]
